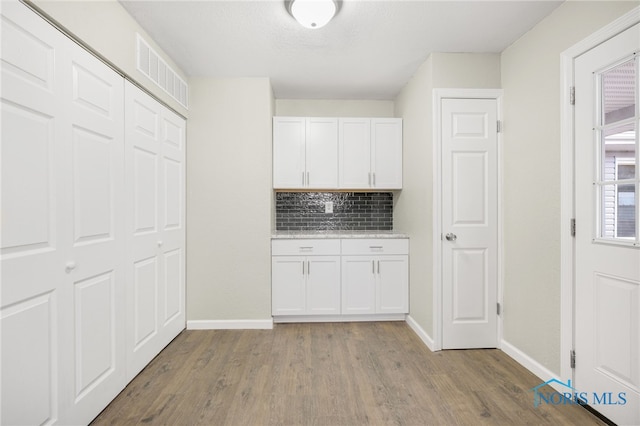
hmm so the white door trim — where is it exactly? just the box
[432,88,504,351]
[559,5,640,386]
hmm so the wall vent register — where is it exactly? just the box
[136,34,189,109]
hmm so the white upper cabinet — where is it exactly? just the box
[371,118,403,189]
[273,117,338,189]
[339,118,403,190]
[338,118,371,188]
[273,116,402,190]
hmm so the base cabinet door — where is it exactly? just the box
[272,255,341,316]
[376,256,409,313]
[272,256,306,315]
[341,256,377,314]
[306,256,341,314]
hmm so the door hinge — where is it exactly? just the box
[497,120,502,133]
[571,218,576,237]
[570,86,575,105]
[497,302,501,316]
[570,349,576,369]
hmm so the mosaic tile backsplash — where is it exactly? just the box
[276,192,393,231]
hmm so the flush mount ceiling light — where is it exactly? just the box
[286,0,339,29]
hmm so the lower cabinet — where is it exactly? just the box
[272,240,341,316]
[341,239,409,315]
[341,256,409,314]
[271,237,409,320]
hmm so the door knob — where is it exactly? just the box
[445,233,457,242]
[65,261,77,272]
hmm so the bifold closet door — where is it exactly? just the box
[1,1,126,424]
[124,83,186,379]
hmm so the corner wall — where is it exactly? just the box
[500,1,637,374]
[186,78,274,322]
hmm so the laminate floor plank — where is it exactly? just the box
[91,322,605,426]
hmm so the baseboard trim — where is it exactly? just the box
[273,314,406,323]
[501,339,565,392]
[186,319,274,330]
[406,315,435,352]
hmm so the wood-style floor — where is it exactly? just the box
[91,322,604,425]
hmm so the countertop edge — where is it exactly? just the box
[271,232,409,239]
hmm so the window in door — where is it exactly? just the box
[597,57,638,244]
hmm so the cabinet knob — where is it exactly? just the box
[157,240,164,247]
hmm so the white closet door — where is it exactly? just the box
[1,1,127,424]
[62,31,126,426]
[125,83,185,379]
[1,3,69,424]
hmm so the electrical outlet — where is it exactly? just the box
[325,201,334,214]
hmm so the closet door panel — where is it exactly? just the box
[125,85,162,377]
[159,111,185,335]
[62,31,126,426]
[125,83,185,379]
[1,3,68,424]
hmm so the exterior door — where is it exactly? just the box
[574,23,639,425]
[441,98,498,349]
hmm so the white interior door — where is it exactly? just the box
[441,98,498,349]
[574,23,639,425]
[125,83,186,379]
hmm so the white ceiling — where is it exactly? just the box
[119,0,564,100]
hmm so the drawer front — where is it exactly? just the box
[341,238,408,255]
[272,239,341,256]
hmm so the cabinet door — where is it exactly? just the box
[376,256,409,314]
[273,117,305,188]
[371,118,402,189]
[272,256,306,315]
[339,118,371,188]
[306,256,341,314]
[306,118,338,189]
[341,256,376,314]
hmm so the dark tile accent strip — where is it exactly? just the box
[275,192,393,231]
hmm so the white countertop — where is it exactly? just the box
[272,230,409,239]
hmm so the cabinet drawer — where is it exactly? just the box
[272,239,341,256]
[341,239,408,255]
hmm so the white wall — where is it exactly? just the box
[394,53,501,338]
[500,0,637,374]
[31,0,188,116]
[275,99,394,117]
[187,78,274,321]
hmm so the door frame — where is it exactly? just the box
[559,6,640,385]
[432,88,504,351]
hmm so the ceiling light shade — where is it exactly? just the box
[288,0,337,29]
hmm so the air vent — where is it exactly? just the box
[136,34,188,109]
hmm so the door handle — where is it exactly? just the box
[65,261,77,273]
[445,233,457,242]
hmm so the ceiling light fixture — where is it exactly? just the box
[287,0,339,29]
